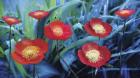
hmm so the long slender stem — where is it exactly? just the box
[33,64,39,78]
[8,26,12,77]
[60,57,78,78]
[33,25,40,78]
[76,66,87,74]
[8,26,18,78]
[92,68,93,78]
[94,68,98,77]
[65,70,71,78]
[120,20,126,77]
[33,64,35,78]
[56,40,78,78]
[9,26,12,54]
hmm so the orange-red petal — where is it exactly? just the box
[33,38,48,54]
[12,51,44,64]
[2,16,20,26]
[82,42,99,53]
[77,42,111,68]
[29,10,49,20]
[44,20,72,40]
[15,39,34,54]
[84,18,112,38]
[115,9,135,18]
[12,39,48,64]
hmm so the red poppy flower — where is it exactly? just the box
[78,42,111,68]
[2,16,20,26]
[84,18,112,38]
[29,10,49,20]
[44,20,72,40]
[11,39,48,64]
[115,9,135,18]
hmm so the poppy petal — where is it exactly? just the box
[78,42,111,68]
[100,46,111,62]
[58,25,72,40]
[84,22,98,36]
[33,38,48,54]
[44,25,56,39]
[78,50,91,65]
[12,39,48,64]
[84,18,112,38]
[12,51,44,64]
[90,18,102,26]
[15,39,34,54]
[2,16,20,26]
[115,9,135,18]
[12,52,28,64]
[29,10,49,20]
[44,20,72,40]
[97,22,112,38]
[82,42,99,53]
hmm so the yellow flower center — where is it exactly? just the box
[120,10,129,15]
[52,26,63,36]
[85,49,101,63]
[22,46,40,60]
[34,12,44,16]
[92,24,105,34]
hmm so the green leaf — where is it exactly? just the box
[60,0,82,21]
[51,40,57,52]
[5,49,17,78]
[0,46,4,54]
[0,0,4,17]
[16,5,22,19]
[38,1,49,11]
[24,15,35,39]
[0,46,4,57]
[61,0,65,4]
[50,0,56,8]
[84,0,94,12]
[15,62,31,78]
[23,2,37,39]
[0,25,9,37]
[45,0,56,9]
[47,0,82,23]
[48,10,61,22]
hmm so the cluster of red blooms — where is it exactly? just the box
[2,9,135,68]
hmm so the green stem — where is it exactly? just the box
[8,26,12,78]
[9,26,12,54]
